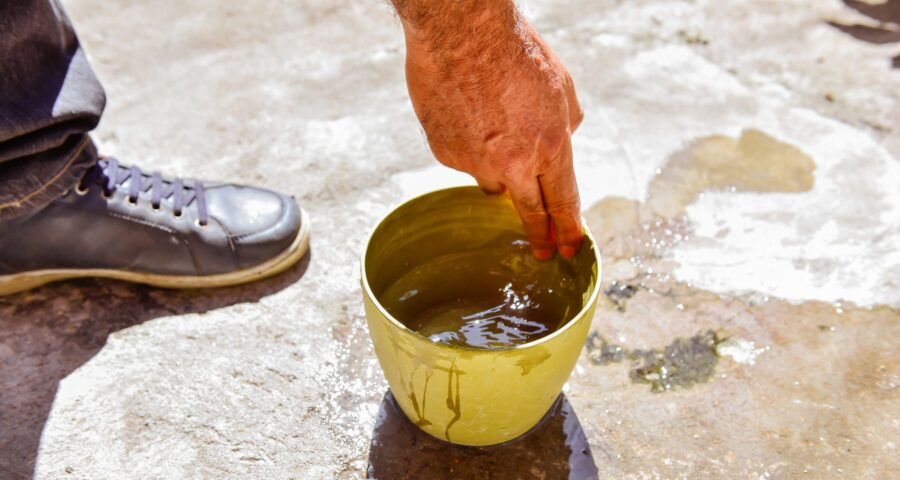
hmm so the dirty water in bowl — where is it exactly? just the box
[380,233,590,349]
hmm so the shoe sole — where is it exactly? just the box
[0,208,311,296]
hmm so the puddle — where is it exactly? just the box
[366,391,598,480]
[586,129,817,309]
[587,129,816,294]
[646,129,815,219]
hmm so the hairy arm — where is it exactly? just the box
[391,0,584,259]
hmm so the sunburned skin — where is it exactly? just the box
[391,0,585,260]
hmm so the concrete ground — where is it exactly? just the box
[1,0,899,478]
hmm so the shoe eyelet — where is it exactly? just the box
[75,185,90,196]
[194,219,208,229]
[126,196,138,206]
[173,210,183,219]
[150,203,161,213]
[101,189,114,200]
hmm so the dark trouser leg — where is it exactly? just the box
[0,0,105,222]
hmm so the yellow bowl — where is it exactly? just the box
[361,186,602,446]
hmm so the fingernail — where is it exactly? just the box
[533,248,554,261]
[559,245,578,258]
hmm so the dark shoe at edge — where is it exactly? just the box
[0,157,310,295]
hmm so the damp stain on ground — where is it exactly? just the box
[647,129,815,219]
[575,129,900,477]
[584,130,818,394]
[629,330,720,392]
[603,281,638,312]
[586,330,723,392]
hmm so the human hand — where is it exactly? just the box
[394,1,584,259]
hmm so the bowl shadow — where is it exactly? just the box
[367,390,599,480]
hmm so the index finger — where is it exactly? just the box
[538,136,583,258]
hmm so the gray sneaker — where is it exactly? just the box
[0,157,310,295]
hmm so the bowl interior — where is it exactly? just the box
[364,187,599,349]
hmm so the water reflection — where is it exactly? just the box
[367,391,599,480]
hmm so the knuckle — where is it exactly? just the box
[537,119,569,153]
[514,190,544,212]
[547,82,567,100]
[498,158,528,181]
[547,197,580,216]
[572,107,585,126]
[538,128,567,158]
[521,209,549,223]
[542,127,565,148]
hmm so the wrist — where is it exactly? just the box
[398,1,521,63]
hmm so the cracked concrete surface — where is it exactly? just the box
[1,0,898,479]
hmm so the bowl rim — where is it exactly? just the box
[360,185,603,353]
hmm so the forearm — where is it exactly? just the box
[390,0,517,37]
[390,0,523,69]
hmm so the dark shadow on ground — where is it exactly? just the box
[827,0,900,68]
[0,251,311,480]
[367,391,599,480]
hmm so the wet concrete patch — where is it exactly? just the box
[586,330,723,392]
[647,129,815,219]
[603,281,638,312]
[628,330,720,392]
[585,332,627,366]
[577,128,900,476]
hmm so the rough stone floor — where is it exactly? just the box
[1,0,898,479]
